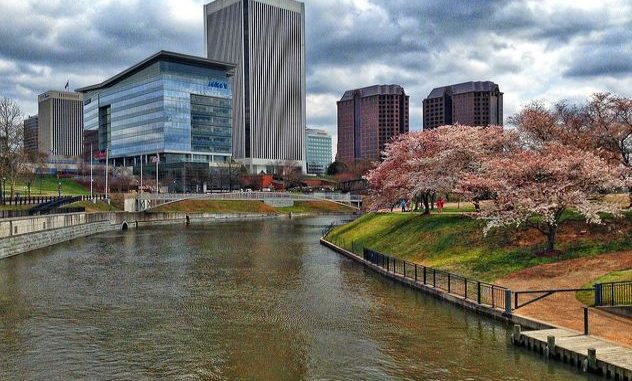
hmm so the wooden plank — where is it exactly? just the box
[520,328,632,374]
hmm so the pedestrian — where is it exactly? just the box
[437,197,445,214]
[401,199,406,212]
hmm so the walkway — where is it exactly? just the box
[498,251,632,347]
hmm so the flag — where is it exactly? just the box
[64,81,69,90]
[94,150,106,160]
[151,154,159,164]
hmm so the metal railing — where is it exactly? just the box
[595,281,632,306]
[141,191,363,203]
[362,247,508,310]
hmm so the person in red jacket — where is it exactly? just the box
[437,197,445,214]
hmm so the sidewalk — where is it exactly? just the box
[498,251,632,347]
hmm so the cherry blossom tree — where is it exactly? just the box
[365,125,514,213]
[467,144,624,253]
[511,93,632,207]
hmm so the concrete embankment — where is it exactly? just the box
[319,237,553,331]
[0,211,280,259]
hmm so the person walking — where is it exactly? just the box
[401,199,406,212]
[437,197,445,214]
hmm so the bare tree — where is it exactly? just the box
[0,98,29,200]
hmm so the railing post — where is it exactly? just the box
[403,261,406,277]
[433,269,436,287]
[594,283,602,306]
[611,283,615,306]
[464,278,468,299]
[448,273,451,293]
[414,264,417,282]
[423,266,426,284]
[584,307,589,335]
[504,289,512,315]
[477,282,481,304]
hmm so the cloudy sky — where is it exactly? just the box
[0,0,630,151]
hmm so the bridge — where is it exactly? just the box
[129,191,363,211]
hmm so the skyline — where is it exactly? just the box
[0,0,630,155]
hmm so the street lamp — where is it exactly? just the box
[1,177,5,205]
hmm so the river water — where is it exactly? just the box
[0,216,596,380]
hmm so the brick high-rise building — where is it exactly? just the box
[337,85,409,163]
[423,81,503,130]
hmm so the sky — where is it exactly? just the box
[0,0,630,154]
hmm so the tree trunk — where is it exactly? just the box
[546,223,557,253]
[473,199,481,213]
[628,186,632,209]
[422,193,430,214]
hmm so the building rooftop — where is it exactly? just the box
[340,84,406,101]
[426,81,501,99]
[76,50,236,93]
[38,90,83,102]
[306,128,331,137]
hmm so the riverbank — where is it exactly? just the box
[325,212,632,282]
[0,209,339,260]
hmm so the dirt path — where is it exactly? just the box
[498,251,632,348]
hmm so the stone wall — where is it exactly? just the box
[0,220,116,260]
[0,211,281,259]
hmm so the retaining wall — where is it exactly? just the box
[0,211,282,259]
[320,237,554,331]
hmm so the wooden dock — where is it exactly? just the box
[514,327,632,380]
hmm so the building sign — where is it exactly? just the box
[208,80,228,90]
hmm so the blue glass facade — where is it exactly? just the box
[306,129,332,175]
[82,60,232,162]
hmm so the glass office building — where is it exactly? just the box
[306,128,332,175]
[77,51,235,169]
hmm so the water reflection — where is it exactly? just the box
[0,217,596,380]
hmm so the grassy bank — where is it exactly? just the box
[148,199,356,215]
[576,269,632,306]
[325,212,632,282]
[11,175,89,196]
[63,200,121,213]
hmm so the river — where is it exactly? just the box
[0,216,597,380]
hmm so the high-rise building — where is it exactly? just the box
[336,84,409,163]
[423,81,503,130]
[204,0,306,173]
[77,51,235,192]
[23,115,38,153]
[306,128,332,175]
[37,91,83,156]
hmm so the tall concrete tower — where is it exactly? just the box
[205,0,306,173]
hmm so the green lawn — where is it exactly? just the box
[576,269,632,306]
[325,212,632,282]
[62,200,120,213]
[10,175,89,196]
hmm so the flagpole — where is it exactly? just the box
[140,154,143,193]
[105,146,109,199]
[155,152,159,194]
[90,143,93,200]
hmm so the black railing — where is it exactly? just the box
[362,247,507,309]
[595,281,632,306]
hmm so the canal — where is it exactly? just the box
[0,216,597,380]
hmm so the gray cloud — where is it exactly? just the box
[0,0,630,149]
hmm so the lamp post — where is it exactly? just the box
[1,177,5,205]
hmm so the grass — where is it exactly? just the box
[325,212,632,282]
[149,200,279,214]
[11,175,89,196]
[62,200,121,213]
[276,201,357,214]
[576,269,632,306]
